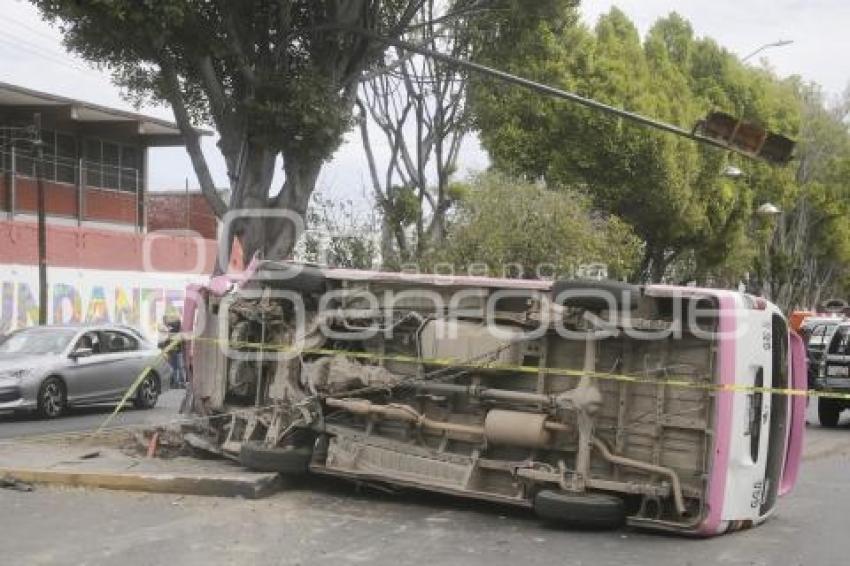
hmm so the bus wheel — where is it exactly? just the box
[239,441,312,475]
[818,398,841,427]
[533,490,625,529]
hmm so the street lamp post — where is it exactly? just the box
[757,202,782,298]
[742,39,794,62]
[1,120,47,324]
[32,113,48,325]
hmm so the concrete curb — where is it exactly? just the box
[0,467,283,499]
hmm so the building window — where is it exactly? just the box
[11,136,36,178]
[40,129,56,180]
[102,142,120,190]
[82,138,139,193]
[0,128,8,173]
[3,127,140,193]
[120,146,138,192]
[84,138,102,188]
[56,133,77,184]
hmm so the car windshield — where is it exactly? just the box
[829,326,850,355]
[0,328,78,355]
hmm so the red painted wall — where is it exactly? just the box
[13,177,78,218]
[0,219,218,274]
[85,187,137,224]
[1,175,221,238]
[0,176,137,224]
[146,192,218,240]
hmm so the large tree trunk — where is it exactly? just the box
[252,156,324,261]
[635,243,668,284]
[214,144,277,272]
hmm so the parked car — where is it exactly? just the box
[0,324,172,418]
[800,316,844,384]
[813,321,850,426]
[183,261,806,536]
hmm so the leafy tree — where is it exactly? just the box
[33,0,429,268]
[426,173,641,280]
[358,0,476,266]
[470,8,801,283]
[300,194,379,269]
[767,83,850,308]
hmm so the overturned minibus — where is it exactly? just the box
[183,261,806,535]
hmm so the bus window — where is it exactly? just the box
[749,367,764,463]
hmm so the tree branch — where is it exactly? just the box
[159,57,228,218]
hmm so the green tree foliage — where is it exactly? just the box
[426,173,641,280]
[470,7,802,283]
[768,84,850,307]
[32,0,426,266]
[302,194,379,270]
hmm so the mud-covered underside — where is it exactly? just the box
[188,263,719,532]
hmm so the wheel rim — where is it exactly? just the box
[42,382,63,417]
[139,377,158,406]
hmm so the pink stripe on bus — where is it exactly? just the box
[699,293,737,535]
[780,332,806,496]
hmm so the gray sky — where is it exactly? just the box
[1,0,847,197]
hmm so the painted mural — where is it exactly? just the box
[0,265,203,340]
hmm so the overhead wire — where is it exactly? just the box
[0,27,109,82]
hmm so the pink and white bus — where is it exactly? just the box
[184,262,806,535]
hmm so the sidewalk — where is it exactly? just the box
[0,431,281,498]
[2,414,849,500]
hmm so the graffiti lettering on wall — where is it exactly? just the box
[0,266,201,339]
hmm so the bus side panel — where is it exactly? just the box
[698,294,738,535]
[718,306,774,528]
[780,332,807,496]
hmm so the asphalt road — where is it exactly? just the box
[0,389,186,440]
[0,401,849,565]
[0,425,846,566]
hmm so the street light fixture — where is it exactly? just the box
[723,165,744,179]
[742,39,794,62]
[756,202,782,217]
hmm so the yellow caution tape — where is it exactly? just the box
[95,337,184,433]
[184,335,848,400]
[2,332,837,445]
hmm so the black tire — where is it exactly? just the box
[534,490,625,529]
[37,376,66,419]
[133,372,160,410]
[239,441,313,474]
[819,398,841,427]
[551,279,640,312]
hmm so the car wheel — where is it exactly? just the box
[239,441,313,474]
[818,398,841,427]
[37,377,66,419]
[534,489,625,529]
[133,372,160,410]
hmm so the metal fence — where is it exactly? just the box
[0,146,140,193]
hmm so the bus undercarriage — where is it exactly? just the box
[186,262,723,533]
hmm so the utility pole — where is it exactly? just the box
[185,177,190,231]
[33,113,48,325]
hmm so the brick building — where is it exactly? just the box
[0,82,225,336]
